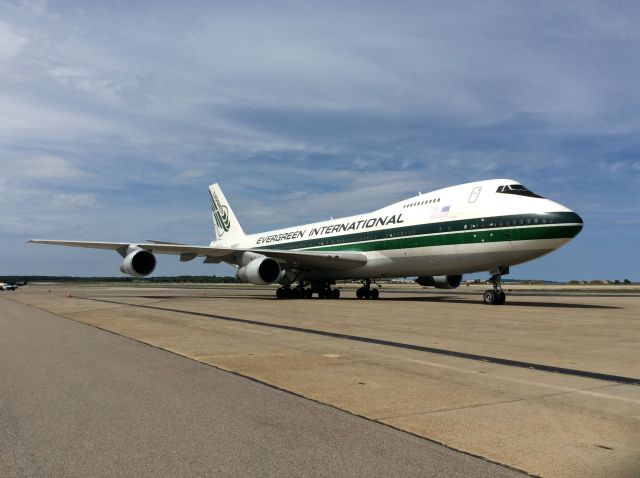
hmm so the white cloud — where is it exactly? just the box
[49,192,97,208]
[9,154,90,180]
[0,21,27,62]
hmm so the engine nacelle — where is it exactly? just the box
[415,275,463,289]
[120,249,157,277]
[236,256,281,285]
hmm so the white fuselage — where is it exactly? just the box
[212,179,583,281]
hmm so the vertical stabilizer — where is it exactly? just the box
[208,183,246,244]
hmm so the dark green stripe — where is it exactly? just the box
[255,211,582,252]
[306,225,583,253]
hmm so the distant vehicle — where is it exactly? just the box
[0,281,27,291]
[29,179,583,304]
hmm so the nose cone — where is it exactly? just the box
[542,198,583,238]
[569,211,584,238]
[551,205,583,239]
[573,211,584,226]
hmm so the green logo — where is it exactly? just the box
[210,190,231,233]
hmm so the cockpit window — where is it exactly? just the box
[496,184,543,198]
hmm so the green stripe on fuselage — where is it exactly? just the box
[254,211,583,253]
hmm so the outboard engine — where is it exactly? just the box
[236,256,281,285]
[415,275,463,289]
[120,248,157,277]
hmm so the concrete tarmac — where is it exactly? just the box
[5,283,640,477]
[0,297,521,478]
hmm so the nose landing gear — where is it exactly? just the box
[483,267,508,305]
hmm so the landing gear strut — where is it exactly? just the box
[483,267,508,305]
[356,279,380,300]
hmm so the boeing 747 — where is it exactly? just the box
[30,179,583,304]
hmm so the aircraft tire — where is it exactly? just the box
[292,288,301,299]
[356,288,364,299]
[305,288,313,299]
[483,290,496,305]
[495,291,506,305]
[370,289,379,300]
[276,288,285,299]
[332,289,340,299]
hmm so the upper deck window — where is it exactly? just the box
[496,184,543,199]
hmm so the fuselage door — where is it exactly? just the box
[468,186,482,203]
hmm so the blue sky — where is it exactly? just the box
[1,0,639,281]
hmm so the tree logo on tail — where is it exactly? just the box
[210,190,231,234]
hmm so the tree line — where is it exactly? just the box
[0,276,240,283]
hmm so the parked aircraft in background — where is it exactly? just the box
[0,281,27,291]
[30,179,583,304]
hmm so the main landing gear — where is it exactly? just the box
[275,282,339,300]
[483,267,508,305]
[276,284,313,300]
[317,285,340,300]
[356,279,380,300]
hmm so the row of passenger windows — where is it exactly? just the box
[403,197,441,208]
[463,216,556,230]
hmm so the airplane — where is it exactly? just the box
[0,280,27,291]
[29,179,583,305]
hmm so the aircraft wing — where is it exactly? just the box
[28,240,367,271]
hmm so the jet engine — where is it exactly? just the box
[236,257,281,285]
[120,249,157,277]
[415,275,463,289]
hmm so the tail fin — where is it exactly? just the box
[208,183,246,243]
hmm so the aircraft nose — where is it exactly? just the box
[574,212,584,226]
[564,210,584,238]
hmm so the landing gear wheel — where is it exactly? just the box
[331,288,340,299]
[370,288,379,300]
[305,288,313,299]
[495,290,506,305]
[291,288,301,299]
[483,290,496,305]
[276,287,285,299]
[356,288,364,299]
